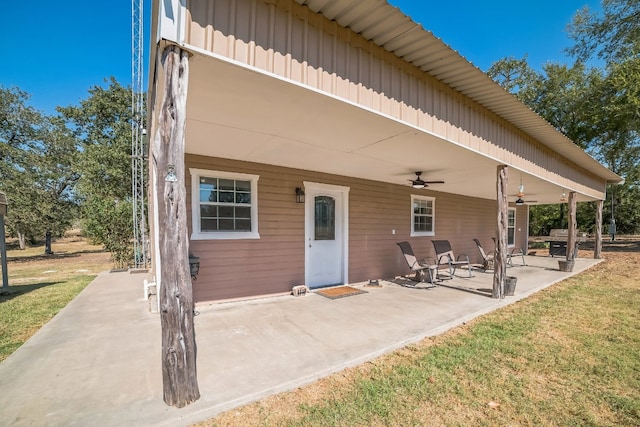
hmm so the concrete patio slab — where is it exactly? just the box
[0,255,601,426]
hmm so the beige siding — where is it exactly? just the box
[185,0,604,196]
[186,155,518,303]
[187,155,306,302]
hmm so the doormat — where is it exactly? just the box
[316,286,368,300]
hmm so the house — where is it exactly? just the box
[147,0,622,304]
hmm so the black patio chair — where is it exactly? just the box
[396,241,439,285]
[431,240,473,278]
[473,238,494,271]
[491,237,526,266]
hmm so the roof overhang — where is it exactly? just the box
[182,50,606,204]
[293,0,622,185]
[149,0,622,205]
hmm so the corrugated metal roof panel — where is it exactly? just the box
[384,26,428,52]
[332,1,386,28]
[293,0,621,182]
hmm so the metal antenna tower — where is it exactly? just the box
[132,0,148,268]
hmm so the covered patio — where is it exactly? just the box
[0,254,601,425]
[148,0,622,303]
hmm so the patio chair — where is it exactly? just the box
[491,237,526,266]
[473,238,494,271]
[396,241,439,285]
[431,240,473,278]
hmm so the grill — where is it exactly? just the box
[545,229,586,257]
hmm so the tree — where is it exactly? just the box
[0,86,43,248]
[489,59,602,150]
[59,78,135,268]
[35,117,81,251]
[0,87,79,249]
[567,0,640,64]
[567,0,640,233]
[487,0,640,234]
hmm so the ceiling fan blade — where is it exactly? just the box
[423,180,445,184]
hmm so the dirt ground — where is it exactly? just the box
[4,232,113,284]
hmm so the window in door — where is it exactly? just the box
[314,196,335,240]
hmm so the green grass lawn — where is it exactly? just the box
[207,248,640,426]
[0,276,95,361]
[0,237,112,362]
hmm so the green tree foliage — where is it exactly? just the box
[59,78,135,268]
[488,0,640,235]
[568,0,639,64]
[0,87,79,249]
[82,198,133,269]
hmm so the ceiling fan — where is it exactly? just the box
[512,195,539,205]
[408,171,445,189]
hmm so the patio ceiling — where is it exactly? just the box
[184,52,598,204]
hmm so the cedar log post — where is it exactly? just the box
[493,165,508,299]
[594,199,603,259]
[151,45,200,407]
[566,191,578,262]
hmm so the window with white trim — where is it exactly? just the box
[190,169,259,240]
[411,195,435,236]
[508,208,516,246]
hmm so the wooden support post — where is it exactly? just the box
[594,199,603,259]
[151,45,200,408]
[493,165,508,299]
[566,191,578,261]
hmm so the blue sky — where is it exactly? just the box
[3,0,601,115]
[389,0,601,71]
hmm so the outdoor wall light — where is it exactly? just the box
[295,187,305,204]
[189,254,200,281]
[165,164,178,182]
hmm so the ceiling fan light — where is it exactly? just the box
[515,198,525,206]
[412,183,425,189]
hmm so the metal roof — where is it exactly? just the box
[294,0,622,183]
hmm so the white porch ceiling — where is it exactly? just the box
[184,53,597,204]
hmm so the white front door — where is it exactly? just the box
[305,182,349,288]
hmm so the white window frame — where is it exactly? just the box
[190,168,260,240]
[508,207,516,247]
[410,195,435,237]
